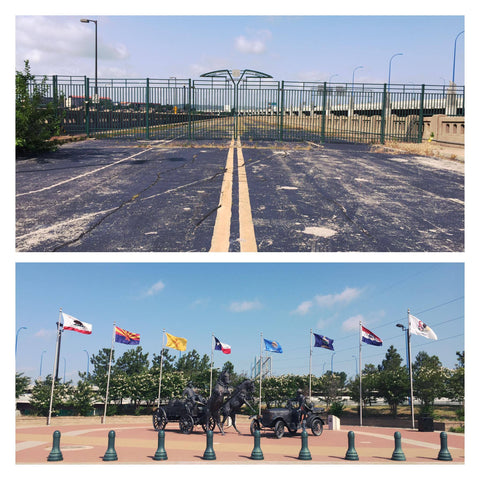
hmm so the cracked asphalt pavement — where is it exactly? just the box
[15,138,464,252]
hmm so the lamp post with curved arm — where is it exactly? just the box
[388,53,403,91]
[452,30,464,84]
[80,18,98,95]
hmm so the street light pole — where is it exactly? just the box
[396,318,415,429]
[16,327,27,355]
[388,53,403,91]
[39,350,47,378]
[80,18,98,95]
[83,349,90,376]
[452,30,464,84]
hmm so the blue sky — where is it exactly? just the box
[15,12,465,85]
[15,263,464,384]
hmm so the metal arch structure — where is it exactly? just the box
[200,68,273,85]
[200,69,274,139]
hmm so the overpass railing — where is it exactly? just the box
[29,75,465,143]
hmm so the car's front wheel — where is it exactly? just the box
[250,418,261,436]
[311,417,324,436]
[274,419,286,439]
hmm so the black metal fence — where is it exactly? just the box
[33,75,465,143]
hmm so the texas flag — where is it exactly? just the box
[361,326,382,346]
[214,337,231,354]
[62,312,92,335]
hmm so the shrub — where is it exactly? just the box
[328,401,345,417]
[16,60,61,154]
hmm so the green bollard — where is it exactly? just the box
[298,425,312,461]
[103,430,118,461]
[344,431,359,461]
[391,431,406,461]
[250,429,264,460]
[202,429,216,460]
[437,432,453,461]
[47,430,63,462]
[153,429,168,461]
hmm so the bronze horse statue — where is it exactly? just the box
[206,370,230,434]
[220,379,255,434]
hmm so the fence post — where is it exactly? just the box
[418,84,425,143]
[321,82,327,143]
[279,81,285,141]
[380,83,387,144]
[146,78,150,140]
[188,79,192,140]
[84,76,90,137]
[52,75,59,132]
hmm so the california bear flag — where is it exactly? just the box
[62,312,92,334]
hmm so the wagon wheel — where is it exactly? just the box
[152,407,168,431]
[202,416,216,432]
[274,419,285,439]
[311,418,324,437]
[179,414,195,434]
[250,418,261,436]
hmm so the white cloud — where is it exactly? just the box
[234,30,272,55]
[314,287,362,307]
[34,328,56,338]
[342,314,364,332]
[229,300,262,312]
[16,16,129,75]
[293,287,362,315]
[144,280,165,297]
[292,300,313,315]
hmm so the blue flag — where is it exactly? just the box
[313,333,334,350]
[264,338,283,353]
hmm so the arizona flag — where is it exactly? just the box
[361,326,382,346]
[62,312,92,335]
[115,326,140,345]
[214,337,231,354]
[409,314,438,340]
[313,333,334,350]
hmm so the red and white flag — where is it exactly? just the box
[62,312,92,335]
[214,336,231,354]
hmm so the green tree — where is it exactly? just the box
[16,372,31,399]
[29,375,73,416]
[16,60,60,154]
[347,363,379,408]
[376,346,409,417]
[90,347,115,398]
[320,372,345,407]
[114,346,149,375]
[445,351,464,419]
[413,351,447,416]
[70,374,101,416]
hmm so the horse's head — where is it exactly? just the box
[219,370,230,386]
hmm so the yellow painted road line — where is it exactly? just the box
[236,138,257,252]
[209,139,235,252]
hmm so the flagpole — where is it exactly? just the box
[309,329,313,401]
[359,319,363,427]
[102,322,116,424]
[258,332,263,416]
[157,329,165,410]
[407,309,415,429]
[209,333,214,397]
[47,309,63,425]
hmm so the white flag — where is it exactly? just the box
[62,312,92,335]
[408,314,437,340]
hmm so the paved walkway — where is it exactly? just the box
[15,416,464,465]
